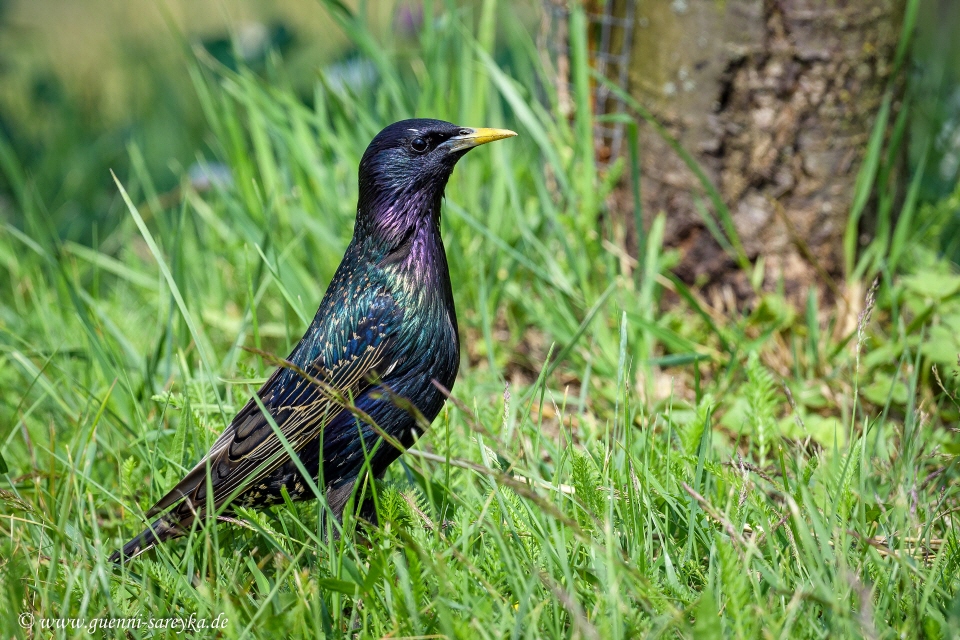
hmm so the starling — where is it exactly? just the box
[110,120,516,562]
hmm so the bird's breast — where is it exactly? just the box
[380,227,459,399]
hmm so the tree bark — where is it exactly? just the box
[625,0,900,304]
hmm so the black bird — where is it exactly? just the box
[111,119,516,562]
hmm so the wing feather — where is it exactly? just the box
[146,290,399,519]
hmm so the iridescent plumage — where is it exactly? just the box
[110,119,516,562]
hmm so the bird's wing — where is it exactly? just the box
[145,290,401,519]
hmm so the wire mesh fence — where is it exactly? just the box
[539,0,636,165]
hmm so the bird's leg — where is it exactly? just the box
[325,481,356,519]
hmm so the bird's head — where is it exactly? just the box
[356,118,516,238]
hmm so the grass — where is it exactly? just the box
[1,1,960,638]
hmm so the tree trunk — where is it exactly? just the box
[626,0,900,305]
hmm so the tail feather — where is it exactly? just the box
[109,516,185,564]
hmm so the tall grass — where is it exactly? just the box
[0,1,958,638]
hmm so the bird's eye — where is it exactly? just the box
[410,137,428,153]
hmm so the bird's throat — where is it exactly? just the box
[361,185,442,258]
[383,217,447,282]
[358,186,455,312]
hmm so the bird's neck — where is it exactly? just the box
[356,185,443,260]
[357,192,456,312]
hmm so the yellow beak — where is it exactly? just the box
[447,127,518,152]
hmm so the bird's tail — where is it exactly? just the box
[109,516,185,564]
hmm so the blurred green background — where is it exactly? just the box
[2,0,960,637]
[0,0,426,240]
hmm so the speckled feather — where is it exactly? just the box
[109,119,497,563]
